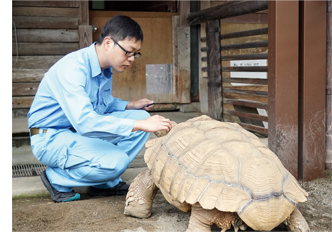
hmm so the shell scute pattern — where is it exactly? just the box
[144,115,308,230]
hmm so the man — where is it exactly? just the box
[28,15,172,203]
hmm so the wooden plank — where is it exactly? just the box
[12,96,34,108]
[201,53,268,62]
[268,1,299,179]
[224,98,268,109]
[12,83,40,96]
[14,29,79,42]
[237,122,268,135]
[206,20,223,121]
[12,69,47,83]
[201,41,268,52]
[299,1,326,181]
[187,0,268,25]
[12,56,63,69]
[12,16,79,29]
[224,109,268,122]
[223,88,268,97]
[89,10,178,19]
[13,7,79,17]
[79,1,89,25]
[12,43,79,56]
[222,77,268,85]
[220,13,268,24]
[79,25,93,49]
[13,1,80,8]
[201,27,268,42]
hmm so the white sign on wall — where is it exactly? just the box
[230,59,268,128]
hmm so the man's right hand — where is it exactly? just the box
[132,115,172,133]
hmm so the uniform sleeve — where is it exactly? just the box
[48,58,135,137]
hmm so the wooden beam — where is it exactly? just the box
[12,69,47,83]
[224,98,268,109]
[13,7,79,17]
[79,25,93,48]
[187,1,268,25]
[206,20,223,121]
[327,0,332,170]
[298,1,326,181]
[12,56,63,69]
[268,1,299,179]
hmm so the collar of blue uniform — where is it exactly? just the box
[88,42,113,79]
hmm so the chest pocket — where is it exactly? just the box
[101,90,114,114]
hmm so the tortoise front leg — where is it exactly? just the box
[124,168,158,218]
[186,203,243,232]
[284,207,310,232]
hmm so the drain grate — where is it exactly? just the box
[12,163,47,178]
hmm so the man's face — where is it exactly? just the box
[105,37,142,73]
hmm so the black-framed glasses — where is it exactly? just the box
[111,38,142,59]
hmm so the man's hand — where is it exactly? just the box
[132,115,172,133]
[126,99,154,111]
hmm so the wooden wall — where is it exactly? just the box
[12,1,91,140]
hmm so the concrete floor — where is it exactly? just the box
[12,111,268,198]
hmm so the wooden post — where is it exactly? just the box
[206,20,223,121]
[326,0,332,170]
[268,1,300,179]
[79,1,92,48]
[298,1,326,181]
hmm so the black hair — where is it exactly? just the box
[96,15,143,45]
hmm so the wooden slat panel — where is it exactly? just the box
[12,96,34,108]
[14,29,79,42]
[79,25,93,48]
[12,69,47,82]
[12,16,79,29]
[222,77,268,85]
[12,56,63,69]
[13,7,79,17]
[222,53,268,61]
[224,109,268,122]
[13,83,40,96]
[237,122,268,135]
[224,98,268,109]
[13,1,80,8]
[12,43,79,56]
[222,41,268,50]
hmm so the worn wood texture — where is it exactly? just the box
[206,20,223,121]
[224,98,268,109]
[222,77,268,85]
[12,96,34,109]
[79,25,93,48]
[12,56,63,69]
[326,0,332,169]
[13,7,79,17]
[13,1,80,8]
[201,27,268,42]
[12,69,47,82]
[298,1,326,181]
[14,29,79,42]
[13,83,40,96]
[12,16,79,29]
[12,43,79,56]
[187,0,268,25]
[268,1,299,179]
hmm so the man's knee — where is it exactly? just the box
[72,151,130,182]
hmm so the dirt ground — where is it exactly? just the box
[12,171,332,232]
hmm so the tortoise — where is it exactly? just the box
[124,115,310,232]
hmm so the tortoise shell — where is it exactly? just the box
[144,115,308,231]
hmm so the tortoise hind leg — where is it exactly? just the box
[124,168,158,218]
[186,203,244,232]
[284,207,310,232]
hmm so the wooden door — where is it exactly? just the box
[90,11,179,103]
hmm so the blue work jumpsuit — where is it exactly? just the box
[28,42,150,192]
